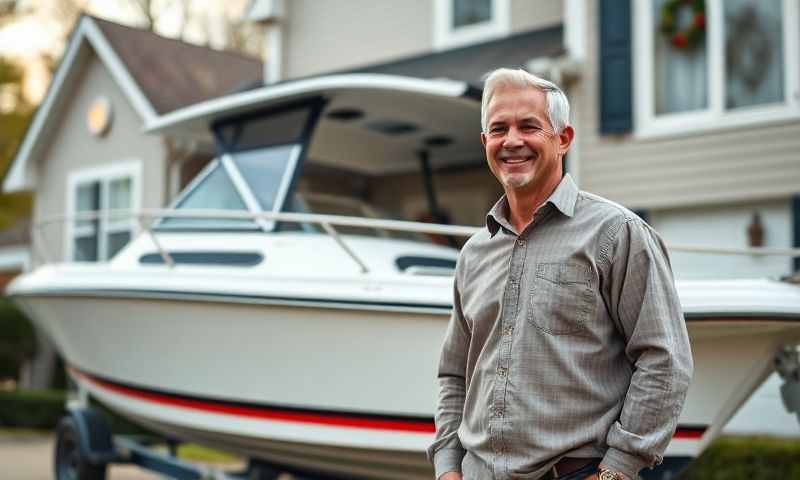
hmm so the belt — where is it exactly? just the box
[551,457,599,478]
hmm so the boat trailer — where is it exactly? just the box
[54,407,353,480]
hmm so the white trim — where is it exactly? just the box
[433,0,510,51]
[2,16,158,193]
[272,145,302,214]
[634,0,800,140]
[64,160,142,262]
[0,246,30,272]
[564,0,586,61]
[145,74,471,134]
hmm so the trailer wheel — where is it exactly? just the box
[54,415,108,480]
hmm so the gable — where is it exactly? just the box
[2,16,158,193]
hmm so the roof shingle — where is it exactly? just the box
[92,16,263,114]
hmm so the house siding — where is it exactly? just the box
[32,55,166,264]
[648,199,792,279]
[511,0,561,33]
[576,0,800,210]
[284,0,564,80]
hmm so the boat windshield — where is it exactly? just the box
[155,102,315,231]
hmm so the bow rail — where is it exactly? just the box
[31,208,800,273]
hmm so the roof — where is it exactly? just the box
[349,25,564,87]
[93,17,262,114]
[2,15,263,193]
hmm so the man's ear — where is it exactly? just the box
[480,131,487,148]
[558,125,574,155]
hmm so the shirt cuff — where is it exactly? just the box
[433,447,465,479]
[601,447,649,480]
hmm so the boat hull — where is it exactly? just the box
[12,290,800,478]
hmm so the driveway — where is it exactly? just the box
[1,432,188,479]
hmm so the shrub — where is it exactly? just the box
[0,298,37,381]
[0,389,65,428]
[678,435,800,479]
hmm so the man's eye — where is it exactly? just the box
[489,126,506,135]
[522,125,542,132]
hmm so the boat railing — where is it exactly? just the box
[33,208,480,272]
[33,208,800,273]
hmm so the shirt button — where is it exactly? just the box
[503,326,514,335]
[497,366,507,377]
[517,239,526,247]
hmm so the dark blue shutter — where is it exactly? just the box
[793,195,800,272]
[599,0,633,134]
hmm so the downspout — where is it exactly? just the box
[246,0,286,84]
[265,20,283,84]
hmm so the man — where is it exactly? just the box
[427,68,693,480]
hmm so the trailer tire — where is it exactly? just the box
[54,415,108,480]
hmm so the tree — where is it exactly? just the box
[0,56,32,229]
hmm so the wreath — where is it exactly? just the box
[659,0,706,50]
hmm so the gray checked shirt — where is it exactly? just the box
[428,175,693,480]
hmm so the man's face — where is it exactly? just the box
[481,85,573,194]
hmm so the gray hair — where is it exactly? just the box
[481,68,570,134]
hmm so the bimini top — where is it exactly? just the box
[145,73,480,140]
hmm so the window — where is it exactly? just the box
[433,0,510,50]
[67,162,140,261]
[634,0,799,136]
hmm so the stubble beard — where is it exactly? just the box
[500,170,535,190]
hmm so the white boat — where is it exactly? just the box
[9,74,800,479]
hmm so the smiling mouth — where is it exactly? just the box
[500,155,533,164]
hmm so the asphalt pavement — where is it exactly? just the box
[1,432,177,480]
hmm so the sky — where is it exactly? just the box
[0,0,252,102]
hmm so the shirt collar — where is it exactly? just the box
[486,174,579,237]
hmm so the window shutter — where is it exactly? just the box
[599,0,633,135]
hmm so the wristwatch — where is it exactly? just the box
[598,468,625,480]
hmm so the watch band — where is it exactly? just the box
[598,468,624,480]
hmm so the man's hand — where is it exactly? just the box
[582,474,599,480]
[439,472,463,480]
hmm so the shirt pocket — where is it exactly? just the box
[528,262,594,336]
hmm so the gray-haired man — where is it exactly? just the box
[427,68,693,480]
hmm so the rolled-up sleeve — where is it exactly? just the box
[427,260,471,478]
[600,218,694,479]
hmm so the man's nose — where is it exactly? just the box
[503,127,523,148]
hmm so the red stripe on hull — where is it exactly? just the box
[71,368,435,433]
[72,368,706,440]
